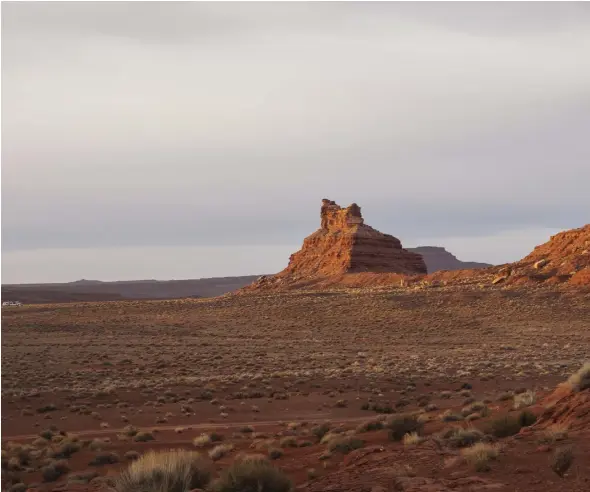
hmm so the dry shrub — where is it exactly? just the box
[487,411,535,438]
[193,434,212,448]
[114,449,212,492]
[311,423,330,440]
[210,459,291,492]
[552,447,574,477]
[268,448,283,460]
[440,410,463,422]
[402,432,422,446]
[89,452,120,466]
[387,414,422,441]
[441,427,484,448]
[462,443,499,471]
[566,362,590,392]
[279,437,297,448]
[133,431,155,443]
[355,419,384,433]
[209,444,234,461]
[50,440,80,459]
[326,436,364,454]
[513,390,536,410]
[41,460,70,482]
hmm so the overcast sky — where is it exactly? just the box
[2,2,590,283]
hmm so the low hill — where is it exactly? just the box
[1,276,260,304]
[407,246,492,273]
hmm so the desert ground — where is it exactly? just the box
[2,284,590,492]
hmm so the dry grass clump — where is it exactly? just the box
[325,435,364,454]
[462,443,499,471]
[440,427,485,448]
[209,444,234,461]
[497,391,513,401]
[461,401,488,417]
[566,362,590,392]
[279,437,297,448]
[440,410,463,422]
[512,390,536,410]
[209,459,291,492]
[234,453,269,464]
[355,419,384,433]
[133,431,155,443]
[402,432,423,446]
[193,434,212,448]
[114,449,212,492]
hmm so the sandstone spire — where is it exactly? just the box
[255,199,426,288]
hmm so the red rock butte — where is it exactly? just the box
[260,199,427,285]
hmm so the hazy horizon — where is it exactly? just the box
[2,3,589,284]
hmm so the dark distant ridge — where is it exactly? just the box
[2,276,260,304]
[407,246,493,273]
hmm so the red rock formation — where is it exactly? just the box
[424,223,590,288]
[533,366,590,432]
[488,224,590,287]
[251,199,426,289]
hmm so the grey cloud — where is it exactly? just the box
[2,2,590,282]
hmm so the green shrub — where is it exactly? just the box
[50,440,80,459]
[311,423,330,440]
[355,420,384,433]
[552,447,574,477]
[441,427,484,448]
[488,415,522,438]
[517,410,537,427]
[42,460,70,482]
[210,460,292,492]
[89,452,120,466]
[386,414,422,442]
[326,436,364,454]
[268,448,283,460]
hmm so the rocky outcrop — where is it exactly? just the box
[407,246,492,273]
[425,223,590,288]
[489,224,590,287]
[251,199,426,289]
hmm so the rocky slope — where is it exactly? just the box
[476,224,590,288]
[407,246,492,273]
[251,199,426,289]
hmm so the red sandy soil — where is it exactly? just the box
[2,286,590,491]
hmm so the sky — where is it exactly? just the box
[2,2,590,284]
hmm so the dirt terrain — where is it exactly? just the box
[2,285,590,491]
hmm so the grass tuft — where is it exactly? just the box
[114,449,212,492]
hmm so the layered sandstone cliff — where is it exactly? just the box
[251,199,426,289]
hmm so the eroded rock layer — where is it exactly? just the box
[252,199,426,289]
